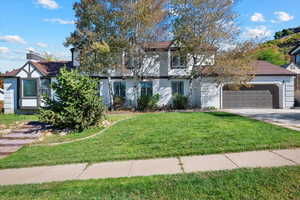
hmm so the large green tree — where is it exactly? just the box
[170,0,256,106]
[40,68,105,131]
[65,0,168,108]
[66,0,256,109]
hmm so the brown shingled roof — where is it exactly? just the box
[253,61,296,75]
[31,61,73,76]
[1,68,21,77]
[144,41,173,49]
[1,61,73,77]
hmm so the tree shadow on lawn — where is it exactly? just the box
[176,111,240,118]
[177,111,262,123]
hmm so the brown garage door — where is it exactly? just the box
[223,84,279,109]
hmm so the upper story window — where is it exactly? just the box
[22,79,37,97]
[140,81,153,96]
[171,52,187,69]
[171,81,184,96]
[40,79,51,97]
[113,81,126,98]
[296,54,300,65]
[125,55,139,69]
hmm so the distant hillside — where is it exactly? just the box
[254,32,300,66]
[274,26,300,39]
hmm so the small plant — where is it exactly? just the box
[39,68,106,131]
[172,94,188,110]
[113,96,126,110]
[137,94,160,111]
[204,106,218,111]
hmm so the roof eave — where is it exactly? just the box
[289,46,300,55]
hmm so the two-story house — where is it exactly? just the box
[285,43,300,90]
[1,41,296,114]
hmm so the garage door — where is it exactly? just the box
[223,84,279,109]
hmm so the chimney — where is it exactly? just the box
[26,51,46,62]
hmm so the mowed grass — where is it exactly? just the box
[0,112,300,169]
[35,113,135,145]
[0,114,38,127]
[0,166,299,200]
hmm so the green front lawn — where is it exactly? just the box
[0,112,299,169]
[34,113,135,145]
[0,114,38,128]
[0,166,299,200]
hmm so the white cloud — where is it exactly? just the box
[36,0,59,9]
[243,26,272,39]
[0,35,26,44]
[51,51,70,60]
[44,18,75,25]
[26,47,36,52]
[0,47,10,54]
[251,13,265,22]
[219,42,236,51]
[272,11,294,23]
[36,42,48,48]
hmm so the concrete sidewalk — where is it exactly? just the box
[0,148,299,186]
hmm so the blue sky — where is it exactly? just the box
[0,0,299,73]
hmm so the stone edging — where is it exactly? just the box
[31,117,135,147]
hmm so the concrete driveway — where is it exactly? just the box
[224,109,300,131]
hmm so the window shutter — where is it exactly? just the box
[113,82,118,96]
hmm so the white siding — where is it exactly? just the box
[191,78,221,108]
[154,79,172,106]
[16,63,42,78]
[99,79,111,106]
[190,76,295,109]
[125,80,136,107]
[99,76,295,109]
[72,49,213,78]
[200,82,221,109]
[100,79,191,107]
[4,78,18,114]
[17,70,27,78]
[31,70,41,78]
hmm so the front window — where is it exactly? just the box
[113,81,126,97]
[296,55,300,65]
[172,81,184,95]
[40,79,51,97]
[23,79,37,97]
[171,52,186,68]
[140,81,153,96]
[97,81,102,97]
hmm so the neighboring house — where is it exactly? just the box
[1,56,73,114]
[284,44,300,90]
[1,41,296,114]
